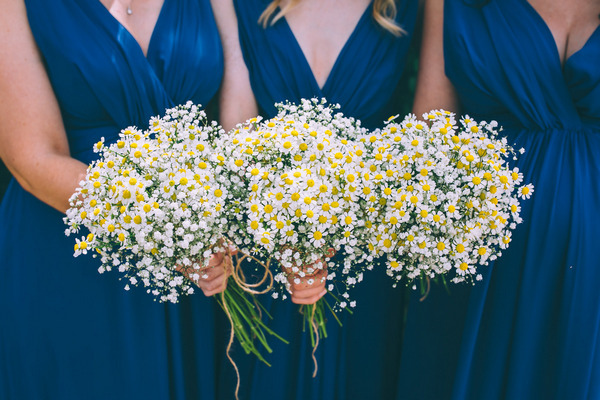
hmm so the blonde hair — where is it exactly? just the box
[258,0,406,36]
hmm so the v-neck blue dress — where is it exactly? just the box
[397,0,600,399]
[0,1,223,399]
[220,1,418,399]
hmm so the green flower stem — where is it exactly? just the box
[214,277,288,366]
[254,317,289,344]
[229,296,272,353]
[417,273,450,301]
[322,296,342,326]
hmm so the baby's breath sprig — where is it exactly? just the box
[359,110,533,293]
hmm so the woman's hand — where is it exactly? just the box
[287,265,328,305]
[283,248,335,304]
[178,252,232,296]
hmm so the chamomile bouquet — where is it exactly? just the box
[358,110,534,293]
[64,102,283,365]
[217,99,374,353]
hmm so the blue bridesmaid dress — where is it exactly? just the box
[0,1,224,399]
[397,0,600,399]
[220,1,419,399]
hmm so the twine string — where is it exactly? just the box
[221,289,241,400]
[310,304,320,378]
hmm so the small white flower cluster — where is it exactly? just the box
[64,102,232,303]
[358,110,534,285]
[217,99,373,308]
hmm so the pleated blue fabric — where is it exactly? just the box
[220,1,419,399]
[397,1,600,399]
[0,1,224,399]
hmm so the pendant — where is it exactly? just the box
[127,6,133,15]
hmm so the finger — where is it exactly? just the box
[198,266,227,282]
[199,260,228,274]
[207,252,225,267]
[299,266,327,276]
[286,265,327,278]
[199,276,228,293]
[198,275,229,296]
[177,265,206,283]
[182,264,226,289]
[175,264,196,276]
[287,271,327,288]
[291,279,326,295]
[291,289,327,305]
[290,280,327,293]
[200,283,227,297]
[290,282,326,301]
[309,268,328,280]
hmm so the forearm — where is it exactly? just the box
[211,0,259,132]
[219,78,259,132]
[4,152,87,213]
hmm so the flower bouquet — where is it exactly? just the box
[217,99,373,364]
[358,110,533,295]
[64,102,285,368]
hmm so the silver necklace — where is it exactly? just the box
[126,0,133,15]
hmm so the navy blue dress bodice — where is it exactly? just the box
[28,0,222,161]
[398,1,600,399]
[236,0,418,129]
[0,1,224,399]
[222,1,418,399]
